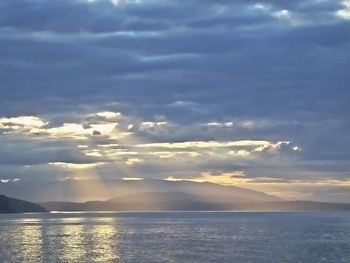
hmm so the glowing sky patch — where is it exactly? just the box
[136,140,289,150]
[48,162,105,170]
[166,172,246,186]
[95,111,121,121]
[122,177,144,181]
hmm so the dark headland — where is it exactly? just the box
[0,194,47,213]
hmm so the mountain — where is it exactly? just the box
[240,200,350,211]
[0,178,279,202]
[40,192,228,211]
[0,194,47,213]
[39,192,350,212]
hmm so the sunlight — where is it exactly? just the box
[10,218,44,262]
[0,116,47,128]
[57,219,86,262]
[89,218,119,261]
[90,123,117,135]
[46,123,91,139]
[0,116,47,134]
[48,162,105,170]
[95,111,121,121]
[166,172,246,185]
[46,122,116,139]
[122,177,144,181]
[206,122,234,128]
[136,140,289,149]
[125,158,144,166]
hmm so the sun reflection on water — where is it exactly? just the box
[53,216,119,262]
[11,218,44,263]
[54,217,86,262]
[86,218,120,262]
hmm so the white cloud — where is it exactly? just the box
[337,0,350,19]
[125,158,144,166]
[0,178,19,183]
[147,151,201,159]
[0,179,10,183]
[90,123,117,135]
[139,121,172,134]
[251,3,302,26]
[95,111,121,121]
[228,150,251,158]
[0,116,47,127]
[46,123,92,139]
[136,140,289,149]
[122,177,144,181]
[0,116,48,133]
[140,121,169,128]
[252,3,269,11]
[205,122,234,128]
[48,162,105,170]
[166,171,246,186]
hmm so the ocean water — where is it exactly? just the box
[0,212,349,263]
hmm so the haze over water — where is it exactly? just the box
[0,212,349,263]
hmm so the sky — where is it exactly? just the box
[0,0,350,202]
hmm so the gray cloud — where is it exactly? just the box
[0,0,349,201]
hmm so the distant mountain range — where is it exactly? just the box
[0,194,46,213]
[2,179,350,213]
[39,191,350,212]
[0,179,280,202]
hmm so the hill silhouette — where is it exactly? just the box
[40,192,350,212]
[0,194,46,213]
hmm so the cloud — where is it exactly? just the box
[205,122,234,128]
[0,0,349,202]
[166,171,246,186]
[136,140,289,150]
[337,0,350,19]
[0,116,48,133]
[139,121,171,133]
[94,111,121,121]
[122,177,144,181]
[48,162,105,170]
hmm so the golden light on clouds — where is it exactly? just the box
[122,177,144,181]
[136,140,290,149]
[166,172,246,186]
[46,123,117,139]
[46,123,92,139]
[90,123,117,135]
[48,162,105,170]
[0,111,122,139]
[95,111,121,121]
[0,116,48,133]
[0,112,305,200]
[125,158,144,166]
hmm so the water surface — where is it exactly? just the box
[0,212,349,262]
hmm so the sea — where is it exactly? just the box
[0,212,349,263]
